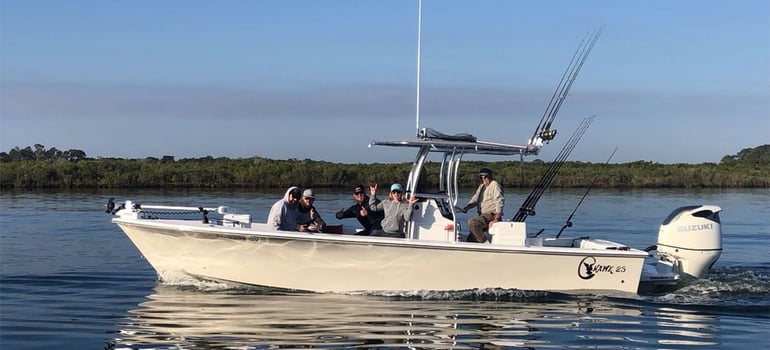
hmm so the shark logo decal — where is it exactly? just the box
[578,256,597,280]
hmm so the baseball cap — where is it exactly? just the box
[302,189,315,198]
[390,183,403,192]
[353,185,365,194]
[479,168,493,177]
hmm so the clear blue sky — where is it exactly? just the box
[1,0,768,164]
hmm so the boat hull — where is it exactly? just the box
[116,219,647,294]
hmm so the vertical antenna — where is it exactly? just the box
[415,0,422,137]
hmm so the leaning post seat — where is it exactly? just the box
[489,222,528,246]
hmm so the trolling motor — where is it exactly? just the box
[105,198,125,215]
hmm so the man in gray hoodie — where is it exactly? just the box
[267,186,302,231]
[368,183,418,238]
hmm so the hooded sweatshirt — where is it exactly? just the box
[369,194,413,234]
[267,186,301,231]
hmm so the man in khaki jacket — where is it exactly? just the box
[461,168,504,243]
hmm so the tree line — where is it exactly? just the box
[0,144,767,189]
[0,144,87,162]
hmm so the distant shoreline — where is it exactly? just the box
[1,157,767,189]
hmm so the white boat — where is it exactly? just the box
[107,9,722,295]
[108,117,723,296]
[107,132,722,295]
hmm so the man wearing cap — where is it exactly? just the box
[267,186,302,231]
[296,189,326,232]
[335,184,384,235]
[461,168,505,243]
[368,183,418,238]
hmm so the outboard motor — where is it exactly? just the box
[656,205,722,279]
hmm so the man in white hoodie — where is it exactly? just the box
[267,186,302,231]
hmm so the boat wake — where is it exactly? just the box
[635,265,770,316]
[675,265,770,296]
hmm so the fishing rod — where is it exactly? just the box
[515,116,594,220]
[555,146,618,238]
[513,115,595,222]
[543,27,602,132]
[530,27,602,145]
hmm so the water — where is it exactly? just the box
[1,188,768,349]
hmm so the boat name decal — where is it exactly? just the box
[676,223,713,232]
[578,256,626,280]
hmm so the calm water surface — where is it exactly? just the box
[1,188,768,349]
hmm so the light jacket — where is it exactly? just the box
[467,180,504,216]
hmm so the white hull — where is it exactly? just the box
[116,218,648,294]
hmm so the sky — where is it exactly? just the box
[1,0,768,164]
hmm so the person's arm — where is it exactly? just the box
[311,206,326,229]
[274,207,287,229]
[369,193,384,211]
[267,202,282,229]
[403,196,418,221]
[336,204,357,219]
[461,185,482,213]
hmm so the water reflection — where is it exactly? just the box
[652,308,720,346]
[110,284,724,349]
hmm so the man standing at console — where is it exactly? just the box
[461,168,504,243]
